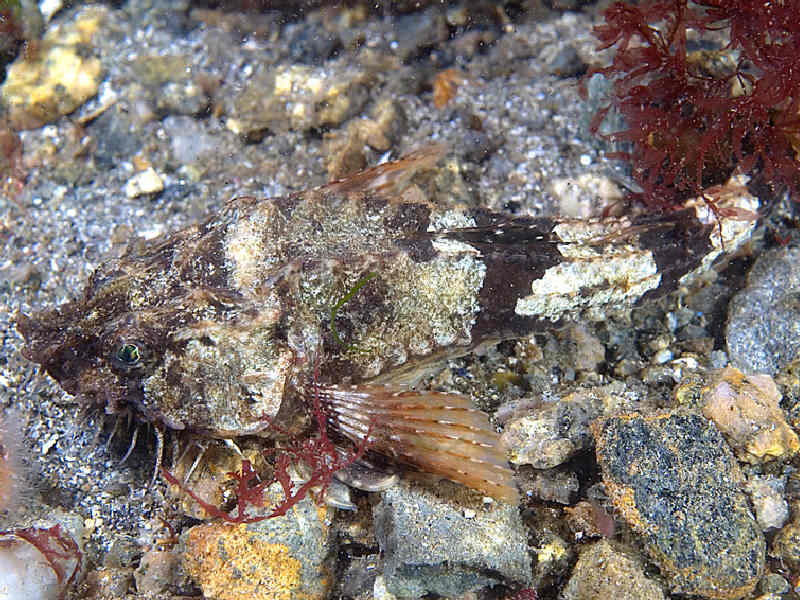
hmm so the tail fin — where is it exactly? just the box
[317,384,519,503]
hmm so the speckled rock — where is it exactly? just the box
[0,5,106,130]
[502,383,639,469]
[224,60,372,138]
[560,539,665,600]
[701,367,798,463]
[770,502,800,570]
[181,482,333,600]
[373,480,531,598]
[592,413,765,599]
[727,247,800,376]
[780,362,800,458]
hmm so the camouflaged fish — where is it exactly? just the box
[16,145,760,503]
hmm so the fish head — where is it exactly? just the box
[16,251,296,437]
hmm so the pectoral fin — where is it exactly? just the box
[317,384,519,503]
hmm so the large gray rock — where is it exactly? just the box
[373,481,531,598]
[727,246,800,376]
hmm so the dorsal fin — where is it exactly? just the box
[322,144,446,199]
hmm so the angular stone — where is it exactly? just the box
[373,480,531,598]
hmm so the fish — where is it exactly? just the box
[15,144,760,504]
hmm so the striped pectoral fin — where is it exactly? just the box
[317,385,519,504]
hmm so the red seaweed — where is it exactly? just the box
[0,524,82,600]
[588,0,800,208]
[163,375,373,522]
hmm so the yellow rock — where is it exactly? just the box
[1,6,107,130]
[184,523,301,600]
[702,366,799,463]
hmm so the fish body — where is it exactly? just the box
[16,145,760,502]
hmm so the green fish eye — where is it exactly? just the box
[116,343,141,366]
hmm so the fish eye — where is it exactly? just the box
[115,343,141,367]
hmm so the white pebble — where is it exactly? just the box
[125,168,164,198]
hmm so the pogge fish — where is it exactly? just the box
[16,145,759,503]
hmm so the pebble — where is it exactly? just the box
[701,366,799,463]
[0,519,83,600]
[133,549,183,595]
[287,23,342,64]
[373,480,531,597]
[550,173,624,219]
[546,44,588,78]
[759,572,790,595]
[520,467,579,504]
[390,8,449,61]
[0,534,64,600]
[592,412,765,599]
[0,5,106,130]
[746,475,790,531]
[727,246,800,375]
[560,539,665,600]
[124,167,164,199]
[83,566,135,599]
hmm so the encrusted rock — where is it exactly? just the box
[373,479,531,598]
[701,366,798,463]
[560,539,665,600]
[502,383,639,469]
[224,61,373,138]
[0,5,106,130]
[770,502,800,570]
[125,54,210,117]
[181,482,333,600]
[592,413,765,599]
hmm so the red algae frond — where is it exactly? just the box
[0,524,82,600]
[589,0,800,208]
